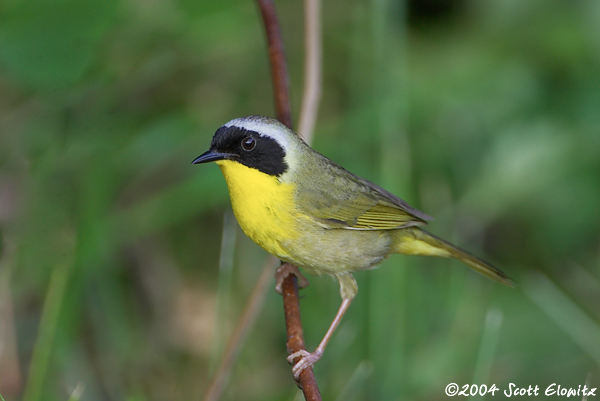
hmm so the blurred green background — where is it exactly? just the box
[1,0,599,400]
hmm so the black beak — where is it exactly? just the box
[192,149,230,164]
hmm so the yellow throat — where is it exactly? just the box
[216,159,298,259]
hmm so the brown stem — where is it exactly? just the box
[256,0,293,129]
[298,0,322,144]
[256,1,321,399]
[280,264,322,400]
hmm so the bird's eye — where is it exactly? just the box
[241,136,256,151]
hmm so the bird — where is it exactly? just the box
[193,115,513,378]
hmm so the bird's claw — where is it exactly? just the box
[287,349,323,380]
[275,263,309,294]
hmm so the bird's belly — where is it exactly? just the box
[217,160,392,276]
[279,216,394,276]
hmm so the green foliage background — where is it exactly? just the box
[1,0,599,400]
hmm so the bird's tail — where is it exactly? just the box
[392,227,514,287]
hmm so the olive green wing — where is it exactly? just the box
[353,202,425,229]
[296,157,433,230]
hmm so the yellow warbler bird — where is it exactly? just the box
[193,115,513,377]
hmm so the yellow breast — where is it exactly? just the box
[216,160,299,259]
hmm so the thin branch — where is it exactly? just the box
[280,264,321,400]
[258,0,323,398]
[297,0,322,144]
[256,0,293,129]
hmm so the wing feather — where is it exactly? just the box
[295,153,432,231]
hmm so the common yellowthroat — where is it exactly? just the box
[193,115,512,377]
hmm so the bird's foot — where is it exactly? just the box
[275,263,309,294]
[287,349,323,380]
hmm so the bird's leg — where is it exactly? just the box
[287,274,357,379]
[275,262,310,294]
